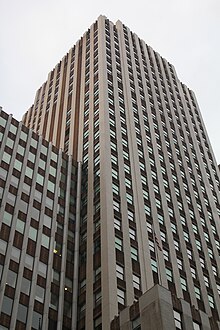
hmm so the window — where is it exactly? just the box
[166,268,173,282]
[0,168,7,181]
[43,215,52,228]
[151,259,158,272]
[11,247,21,263]
[50,293,59,310]
[17,144,25,156]
[113,200,120,212]
[160,231,166,242]
[183,231,189,242]
[212,265,217,276]
[187,249,192,259]
[144,205,151,216]
[112,168,118,180]
[53,270,60,285]
[115,237,123,251]
[116,264,124,280]
[129,228,136,240]
[2,211,12,226]
[41,144,47,156]
[131,247,138,261]
[41,234,50,249]
[23,183,30,194]
[21,277,30,295]
[126,192,133,204]
[146,222,152,233]
[168,207,173,217]
[1,296,13,315]
[133,274,141,290]
[190,267,196,279]
[47,180,55,193]
[195,239,201,250]
[128,210,134,221]
[51,151,58,162]
[203,275,209,287]
[193,321,200,330]
[208,294,215,308]
[125,177,131,188]
[28,227,37,241]
[30,137,37,147]
[124,163,130,174]
[192,224,198,234]
[36,173,44,186]
[17,304,28,323]
[28,152,35,163]
[35,285,45,303]
[94,316,102,330]
[0,116,7,127]
[117,288,125,305]
[170,222,177,233]
[180,277,187,291]
[141,175,147,185]
[94,266,101,282]
[112,183,119,195]
[0,264,3,280]
[64,301,72,317]
[14,159,22,171]
[39,158,46,170]
[38,261,47,277]
[208,248,213,259]
[194,286,201,300]
[155,199,161,209]
[79,303,86,317]
[163,249,169,261]
[2,151,11,164]
[132,317,141,330]
[158,213,164,225]
[25,167,33,179]
[32,311,42,330]
[114,218,121,231]
[94,290,101,305]
[149,240,155,252]
[173,310,182,329]
[6,269,17,288]
[177,259,182,270]
[94,238,100,253]
[111,154,117,165]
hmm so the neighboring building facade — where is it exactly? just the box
[2,15,220,329]
[0,109,79,329]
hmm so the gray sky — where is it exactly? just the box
[1,0,220,162]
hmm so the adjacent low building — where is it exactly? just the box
[0,109,78,329]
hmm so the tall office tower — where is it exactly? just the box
[22,14,220,329]
[0,109,79,329]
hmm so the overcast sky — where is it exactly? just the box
[1,0,220,162]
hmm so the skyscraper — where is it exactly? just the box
[1,15,220,329]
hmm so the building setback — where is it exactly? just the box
[1,14,220,329]
[110,285,214,330]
